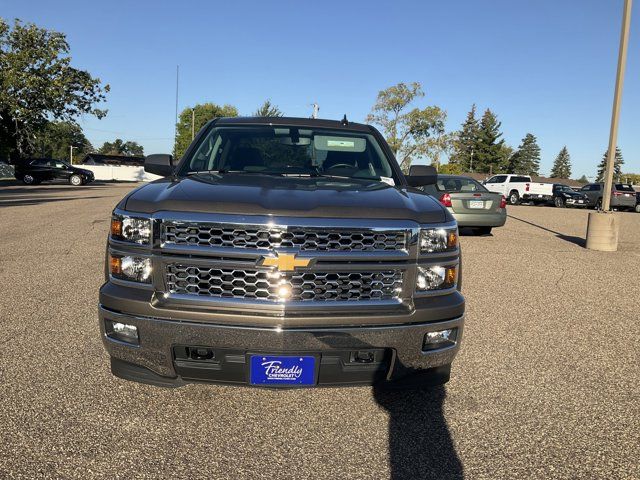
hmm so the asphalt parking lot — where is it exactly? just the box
[0,181,638,479]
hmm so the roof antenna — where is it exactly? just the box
[341,114,349,126]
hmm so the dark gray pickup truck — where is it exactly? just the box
[99,117,464,388]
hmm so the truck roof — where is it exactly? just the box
[213,116,374,133]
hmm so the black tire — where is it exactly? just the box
[475,226,492,235]
[554,196,565,208]
[508,190,520,205]
[69,174,83,186]
[595,198,602,210]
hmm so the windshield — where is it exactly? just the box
[178,126,397,181]
[614,184,635,192]
[554,185,573,192]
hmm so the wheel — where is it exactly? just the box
[508,191,520,205]
[595,198,602,210]
[69,174,83,186]
[22,174,35,185]
[554,196,565,208]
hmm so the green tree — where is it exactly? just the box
[449,104,480,171]
[36,121,92,162]
[596,147,624,182]
[438,162,464,175]
[577,174,589,184]
[549,146,571,178]
[473,109,505,173]
[366,82,446,172]
[619,173,640,184]
[98,139,144,156]
[0,18,108,160]
[174,103,238,158]
[254,100,283,117]
[509,133,541,175]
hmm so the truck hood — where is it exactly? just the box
[122,174,448,223]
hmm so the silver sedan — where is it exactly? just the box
[421,174,507,234]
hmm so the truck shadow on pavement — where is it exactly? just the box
[507,214,586,247]
[373,384,463,480]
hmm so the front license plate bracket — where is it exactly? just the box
[249,354,318,387]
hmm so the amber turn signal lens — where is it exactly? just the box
[109,255,122,275]
[447,231,458,249]
[110,218,122,237]
[445,266,457,285]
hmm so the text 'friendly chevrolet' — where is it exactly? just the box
[99,117,465,388]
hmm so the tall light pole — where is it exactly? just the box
[586,0,633,251]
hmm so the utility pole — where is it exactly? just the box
[191,108,195,140]
[586,0,632,251]
[69,145,77,164]
[602,0,632,212]
[174,65,179,152]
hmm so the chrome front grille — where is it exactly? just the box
[165,265,403,302]
[161,222,407,252]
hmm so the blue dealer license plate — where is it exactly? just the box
[250,355,316,386]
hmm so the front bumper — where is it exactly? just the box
[99,292,464,388]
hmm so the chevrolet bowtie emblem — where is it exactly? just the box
[261,252,311,272]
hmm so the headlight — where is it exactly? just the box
[111,214,151,244]
[420,227,458,253]
[109,254,152,283]
[416,265,457,291]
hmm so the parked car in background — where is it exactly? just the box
[579,183,637,211]
[483,174,554,205]
[551,184,589,208]
[422,174,506,235]
[14,159,95,186]
[635,191,640,213]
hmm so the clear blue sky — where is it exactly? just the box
[3,0,639,178]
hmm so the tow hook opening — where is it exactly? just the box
[350,350,375,364]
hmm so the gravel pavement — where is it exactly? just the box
[0,181,638,479]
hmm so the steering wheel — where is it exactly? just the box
[326,163,355,170]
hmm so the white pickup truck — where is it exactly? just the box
[483,174,554,205]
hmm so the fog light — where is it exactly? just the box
[105,320,139,345]
[423,328,457,351]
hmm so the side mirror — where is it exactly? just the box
[144,154,174,176]
[406,165,437,187]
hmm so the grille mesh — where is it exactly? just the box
[166,265,403,302]
[162,223,406,252]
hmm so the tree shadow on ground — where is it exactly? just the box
[507,214,585,247]
[0,195,107,207]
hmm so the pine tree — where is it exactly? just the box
[577,174,589,184]
[449,104,479,171]
[550,146,571,178]
[509,133,540,175]
[596,147,624,181]
[474,109,505,173]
